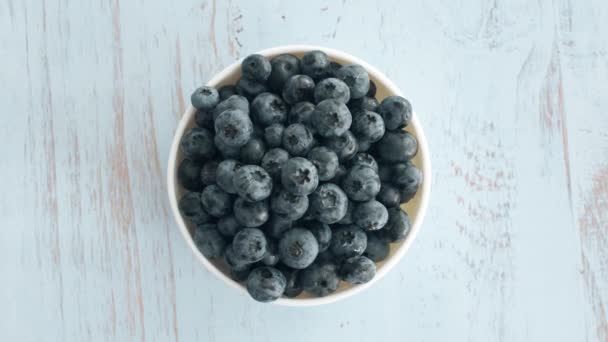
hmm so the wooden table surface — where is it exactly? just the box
[2,1,607,341]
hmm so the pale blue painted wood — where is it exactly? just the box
[1,0,607,341]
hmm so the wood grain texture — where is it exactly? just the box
[1,0,606,341]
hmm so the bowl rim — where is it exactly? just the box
[167,44,432,306]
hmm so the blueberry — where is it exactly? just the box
[261,148,289,179]
[192,224,226,259]
[300,50,330,80]
[309,183,348,224]
[301,221,332,252]
[282,123,314,156]
[279,228,319,269]
[315,249,336,265]
[195,109,214,129]
[281,157,319,196]
[263,213,293,239]
[330,225,367,258]
[242,54,271,82]
[239,138,266,165]
[179,192,211,224]
[271,189,309,220]
[282,75,315,104]
[339,256,376,284]
[216,159,241,194]
[178,159,204,191]
[262,238,280,266]
[336,64,370,99]
[191,86,220,111]
[233,165,272,201]
[348,96,379,113]
[377,130,418,162]
[218,84,237,100]
[378,96,412,130]
[182,121,212,152]
[367,79,377,97]
[331,164,347,184]
[300,262,340,297]
[381,207,411,242]
[337,200,354,224]
[323,61,342,78]
[364,232,390,262]
[392,162,422,202]
[217,215,241,237]
[213,95,249,120]
[233,197,269,227]
[251,124,265,139]
[324,130,358,161]
[214,134,241,158]
[278,266,302,298]
[214,109,253,148]
[288,101,315,125]
[200,160,219,185]
[314,78,350,104]
[378,163,393,182]
[232,228,267,263]
[341,165,381,201]
[246,266,286,302]
[269,54,301,92]
[264,123,284,148]
[250,92,287,126]
[231,263,253,282]
[377,183,401,208]
[201,184,233,217]
[311,99,352,138]
[224,243,250,269]
[349,153,378,172]
[236,77,268,101]
[353,200,388,231]
[357,138,373,152]
[307,147,339,181]
[352,110,385,143]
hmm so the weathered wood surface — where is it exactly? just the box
[1,0,607,341]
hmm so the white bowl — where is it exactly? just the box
[167,45,431,306]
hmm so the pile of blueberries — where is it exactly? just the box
[178,50,421,302]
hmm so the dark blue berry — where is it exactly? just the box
[261,238,280,266]
[314,78,350,104]
[271,188,309,220]
[353,200,388,231]
[311,99,352,138]
[269,54,301,92]
[301,221,332,252]
[278,266,302,298]
[218,84,237,100]
[364,232,390,262]
[214,134,241,158]
[179,192,211,224]
[339,256,376,284]
[233,165,272,201]
[263,213,293,239]
[178,159,204,191]
[300,50,330,80]
[337,200,354,225]
[330,225,367,258]
[217,215,241,237]
[349,153,378,172]
[352,110,385,143]
[261,148,289,179]
[214,109,253,147]
[315,249,336,264]
[180,127,216,161]
[231,263,253,282]
[323,61,342,78]
[309,183,348,224]
[246,266,286,302]
[331,164,347,184]
[233,228,267,263]
[307,147,339,181]
[300,262,340,297]
[281,157,319,196]
[251,92,287,126]
[378,163,393,182]
[264,123,284,148]
[192,224,226,259]
[336,64,370,99]
[324,130,358,161]
[342,165,381,201]
[357,138,373,152]
[224,243,251,269]
[288,101,315,125]
[200,160,219,186]
[377,130,418,162]
[195,109,214,129]
[282,123,314,156]
[348,96,379,113]
[191,86,219,111]
[367,79,377,97]
[239,137,266,165]
[216,159,241,194]
[236,77,268,101]
[278,228,319,269]
[377,182,401,208]
[233,197,269,227]
[242,54,271,82]
[201,184,233,217]
[381,207,411,242]
[282,75,315,104]
[393,162,422,202]
[213,95,249,120]
[378,96,412,130]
